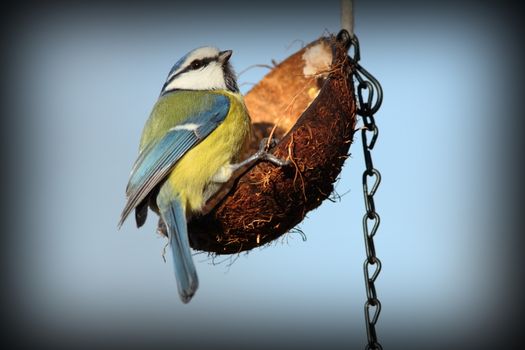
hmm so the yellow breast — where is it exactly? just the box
[167,91,251,212]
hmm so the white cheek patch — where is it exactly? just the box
[164,62,227,91]
[170,123,201,131]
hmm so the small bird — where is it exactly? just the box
[118,47,287,303]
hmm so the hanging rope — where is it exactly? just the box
[340,0,354,37]
[340,1,384,347]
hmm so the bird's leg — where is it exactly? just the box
[230,137,290,172]
[203,138,290,203]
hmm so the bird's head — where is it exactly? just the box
[161,46,239,94]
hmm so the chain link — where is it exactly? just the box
[345,32,384,350]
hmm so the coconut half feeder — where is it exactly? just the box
[186,32,356,254]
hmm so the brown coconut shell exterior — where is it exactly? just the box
[187,35,356,254]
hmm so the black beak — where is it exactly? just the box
[218,50,233,63]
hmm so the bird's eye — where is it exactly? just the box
[190,60,203,70]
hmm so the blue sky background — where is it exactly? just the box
[3,1,522,349]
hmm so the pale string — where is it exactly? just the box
[341,0,354,37]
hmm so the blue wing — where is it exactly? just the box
[118,94,230,227]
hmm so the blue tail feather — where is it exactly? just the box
[158,195,198,303]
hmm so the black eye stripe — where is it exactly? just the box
[190,60,203,69]
[189,57,216,70]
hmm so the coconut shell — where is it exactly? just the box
[187,34,356,254]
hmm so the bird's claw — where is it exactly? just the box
[256,137,290,167]
[260,137,280,151]
[230,137,290,171]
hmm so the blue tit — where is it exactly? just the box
[118,47,287,303]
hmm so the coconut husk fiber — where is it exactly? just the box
[187,33,357,254]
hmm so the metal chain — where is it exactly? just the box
[345,32,384,350]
